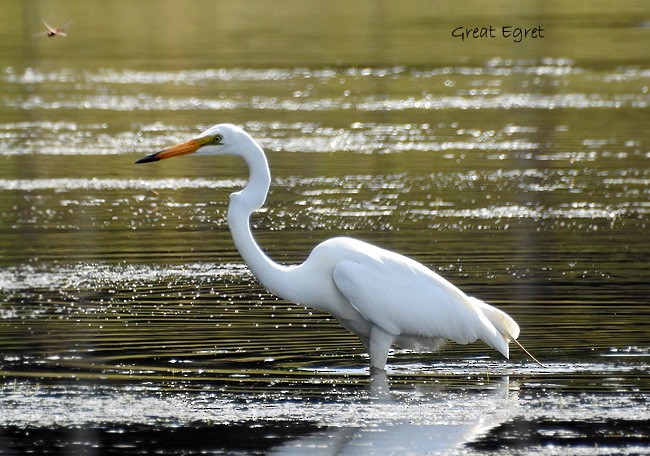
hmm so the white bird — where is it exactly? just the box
[137,123,537,371]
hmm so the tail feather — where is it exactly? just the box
[469,297,520,358]
[470,297,544,366]
[473,298,520,340]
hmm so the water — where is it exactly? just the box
[1,1,649,454]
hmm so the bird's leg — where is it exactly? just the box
[369,368,392,400]
[368,325,394,371]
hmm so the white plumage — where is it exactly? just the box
[137,123,523,371]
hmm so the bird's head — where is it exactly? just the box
[135,123,250,164]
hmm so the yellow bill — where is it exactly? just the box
[136,137,209,164]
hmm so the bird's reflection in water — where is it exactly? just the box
[269,372,515,455]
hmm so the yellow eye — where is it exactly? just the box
[213,134,223,144]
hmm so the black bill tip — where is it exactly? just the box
[135,153,160,164]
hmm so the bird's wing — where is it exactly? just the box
[332,249,515,355]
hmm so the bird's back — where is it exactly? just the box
[319,237,518,357]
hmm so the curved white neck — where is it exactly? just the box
[227,143,290,296]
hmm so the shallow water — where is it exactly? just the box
[1,1,649,454]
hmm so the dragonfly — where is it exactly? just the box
[36,20,68,37]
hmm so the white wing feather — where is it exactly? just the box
[331,243,517,357]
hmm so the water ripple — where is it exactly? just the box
[0,178,243,191]
[0,262,250,292]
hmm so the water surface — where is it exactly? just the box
[0,1,649,454]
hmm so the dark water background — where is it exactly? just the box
[0,1,648,454]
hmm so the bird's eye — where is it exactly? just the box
[213,134,223,144]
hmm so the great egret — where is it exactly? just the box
[137,123,536,371]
